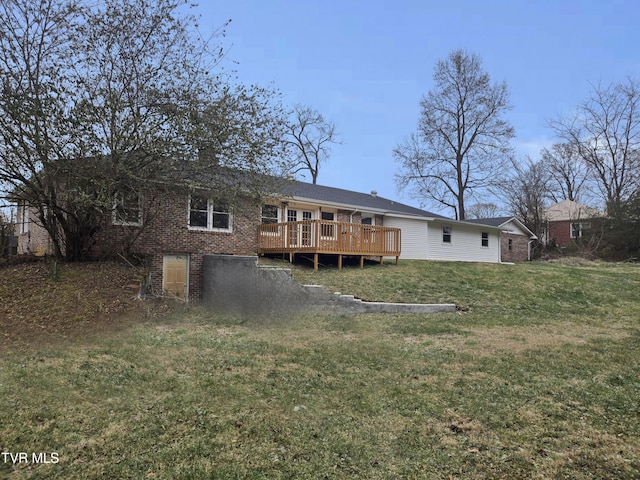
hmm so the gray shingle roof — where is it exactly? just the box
[284,181,447,219]
[465,216,514,228]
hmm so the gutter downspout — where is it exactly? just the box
[528,239,535,261]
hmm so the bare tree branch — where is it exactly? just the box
[550,78,640,214]
[284,104,340,184]
[394,50,514,219]
[0,0,287,260]
[541,142,591,203]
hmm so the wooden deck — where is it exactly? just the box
[257,220,401,270]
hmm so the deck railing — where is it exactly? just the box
[257,220,401,258]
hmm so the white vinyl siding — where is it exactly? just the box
[383,216,428,260]
[427,221,500,263]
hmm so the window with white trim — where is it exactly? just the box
[321,211,335,237]
[571,222,591,239]
[442,226,452,243]
[18,201,30,234]
[113,189,142,226]
[189,195,232,232]
[481,232,489,247]
[261,204,279,224]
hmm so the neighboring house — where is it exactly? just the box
[542,200,602,247]
[14,178,505,301]
[466,216,537,262]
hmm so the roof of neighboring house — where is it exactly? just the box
[466,216,537,239]
[283,180,449,219]
[544,200,602,222]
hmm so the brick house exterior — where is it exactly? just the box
[15,177,509,301]
[15,185,398,301]
[542,200,602,248]
[93,192,260,301]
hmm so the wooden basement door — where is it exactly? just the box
[163,254,189,299]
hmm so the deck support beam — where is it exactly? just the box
[313,253,319,271]
[359,256,364,268]
[338,254,343,270]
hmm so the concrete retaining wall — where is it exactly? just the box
[202,255,456,317]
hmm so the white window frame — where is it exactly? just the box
[570,222,591,239]
[18,201,30,234]
[481,231,489,247]
[320,210,336,239]
[442,225,452,244]
[261,204,280,224]
[112,190,142,226]
[188,195,233,232]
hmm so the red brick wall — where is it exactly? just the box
[500,233,529,262]
[96,192,259,301]
[547,220,572,247]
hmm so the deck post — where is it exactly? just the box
[395,256,399,265]
[338,254,343,270]
[380,256,384,265]
[359,255,364,268]
[313,253,319,271]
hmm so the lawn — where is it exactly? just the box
[1,259,639,479]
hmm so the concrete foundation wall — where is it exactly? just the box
[202,255,313,317]
[201,254,456,318]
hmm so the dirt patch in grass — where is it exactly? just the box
[0,259,170,350]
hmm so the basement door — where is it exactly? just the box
[163,254,189,299]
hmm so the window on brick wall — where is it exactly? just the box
[261,204,279,224]
[321,211,335,238]
[508,238,513,251]
[571,222,591,239]
[189,195,232,232]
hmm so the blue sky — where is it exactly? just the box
[198,0,640,215]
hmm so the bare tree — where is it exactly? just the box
[394,49,514,220]
[285,104,340,184]
[550,78,640,214]
[466,202,500,219]
[0,0,287,260]
[541,142,591,203]
[502,156,552,249]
